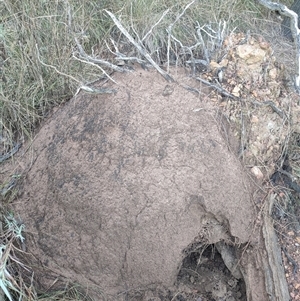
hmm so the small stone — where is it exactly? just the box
[210,61,221,70]
[259,41,270,50]
[219,59,229,67]
[252,90,258,97]
[236,44,266,64]
[251,166,264,180]
[232,85,241,97]
[162,84,174,96]
[236,292,242,298]
[116,60,125,66]
[228,279,236,287]
[291,292,295,298]
[269,68,277,79]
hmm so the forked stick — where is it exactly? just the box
[105,10,174,82]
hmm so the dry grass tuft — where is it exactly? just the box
[0,212,36,301]
[37,284,97,301]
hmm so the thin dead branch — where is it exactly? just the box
[37,44,115,96]
[196,22,210,63]
[105,10,174,82]
[36,44,80,84]
[258,0,300,92]
[65,2,125,75]
[169,33,203,75]
[74,37,126,74]
[75,85,116,97]
[35,2,120,96]
[251,99,287,119]
[196,20,229,64]
[72,45,118,84]
[195,77,239,100]
[106,39,148,65]
[142,9,170,42]
[166,0,196,72]
[181,84,202,95]
[239,109,247,160]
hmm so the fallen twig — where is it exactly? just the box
[196,21,228,65]
[169,33,203,75]
[251,99,287,119]
[36,2,119,96]
[77,85,116,97]
[181,84,201,95]
[105,10,174,82]
[195,77,239,100]
[282,246,298,275]
[75,86,116,97]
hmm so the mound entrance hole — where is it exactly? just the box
[177,244,246,301]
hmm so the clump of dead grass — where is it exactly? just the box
[0,212,36,301]
[37,284,97,301]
